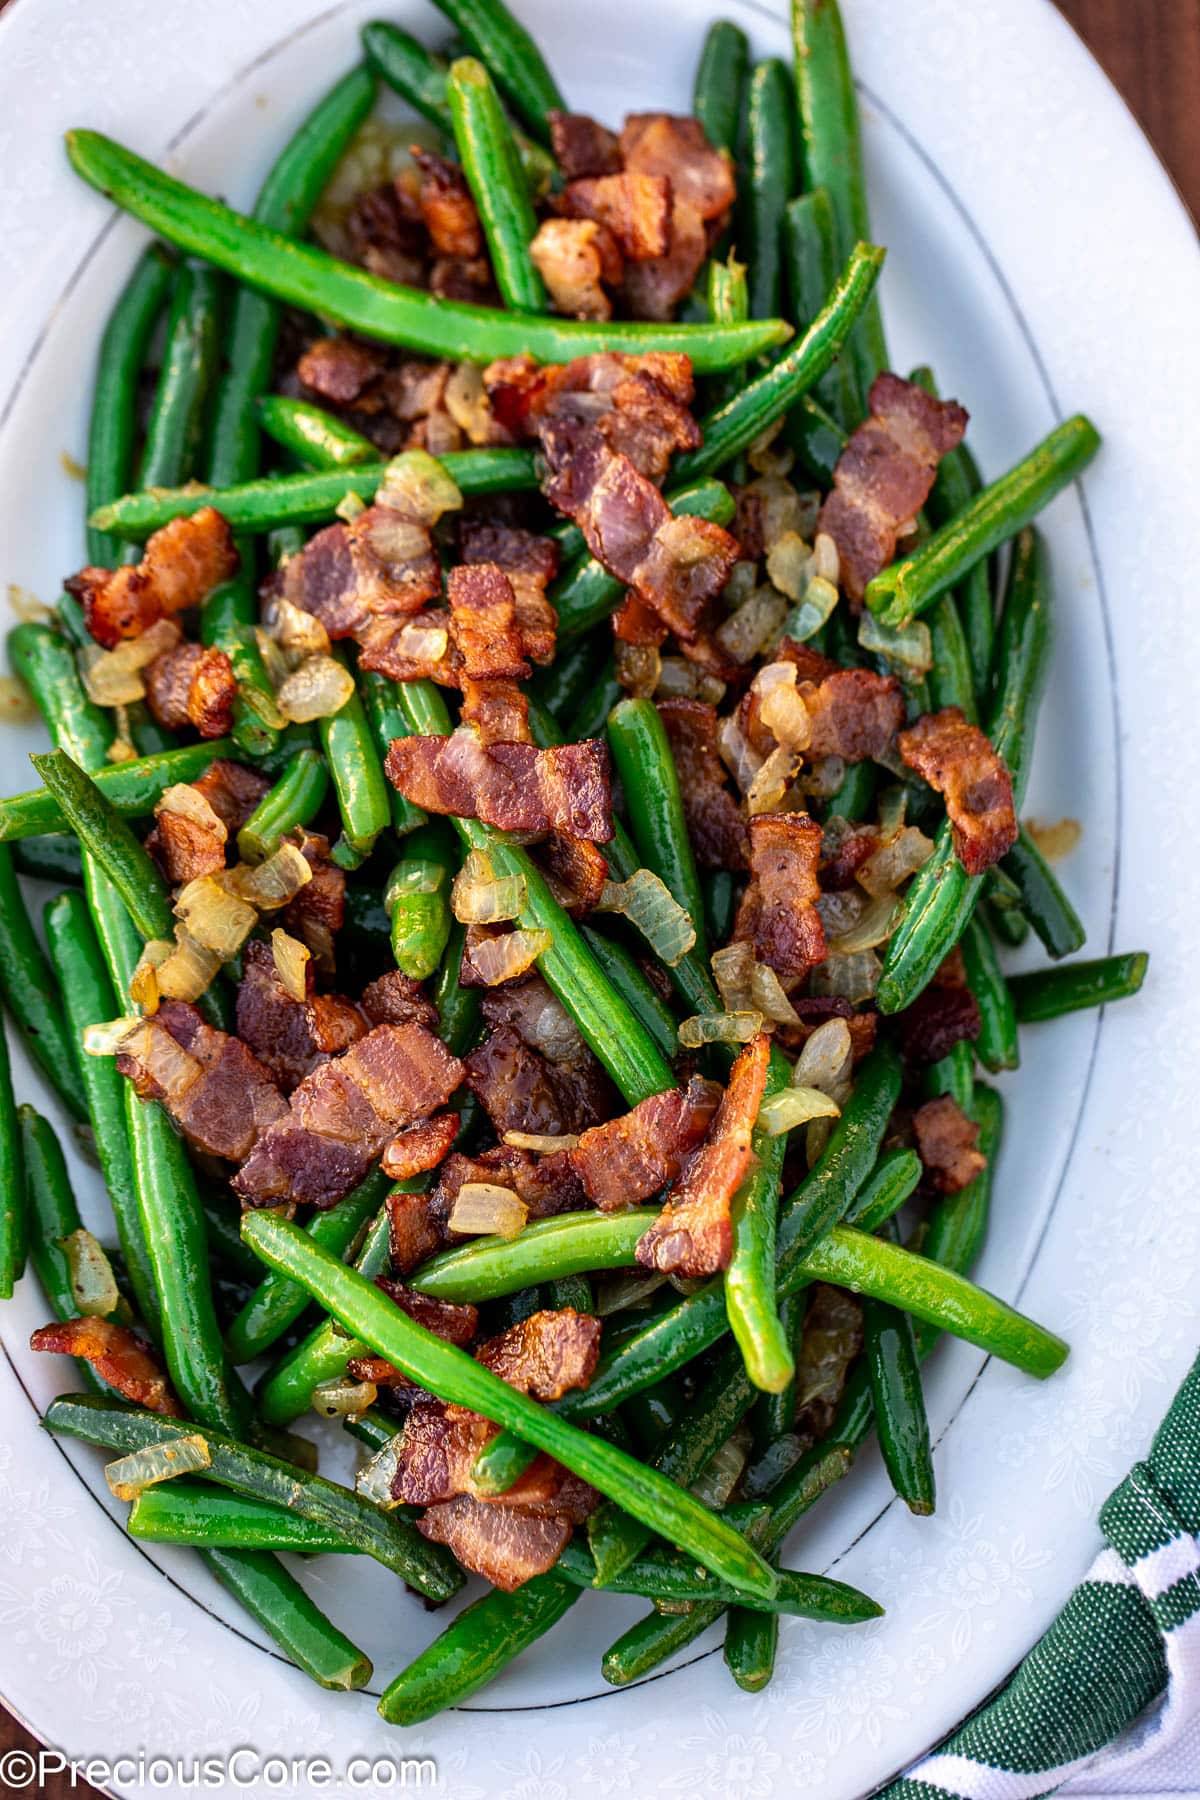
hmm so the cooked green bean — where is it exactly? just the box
[67,133,789,369]
[783,188,858,428]
[236,749,329,863]
[921,1040,975,1114]
[384,823,455,980]
[1009,953,1148,1022]
[704,869,738,947]
[962,912,1019,1071]
[417,1207,658,1305]
[579,927,679,1064]
[913,366,995,693]
[448,58,545,312]
[0,739,235,842]
[742,60,798,322]
[1002,827,1087,959]
[776,1041,902,1272]
[562,1531,879,1620]
[694,19,749,157]
[863,1219,935,1514]
[129,1481,357,1552]
[20,1107,97,1340]
[913,1084,1003,1357]
[927,592,979,722]
[358,667,429,838]
[705,254,750,414]
[0,844,86,1122]
[726,1049,794,1393]
[87,244,174,566]
[984,894,1031,950]
[12,836,83,886]
[30,751,174,944]
[867,418,1100,626]
[608,696,709,963]
[319,651,391,869]
[425,0,564,139]
[0,1045,25,1300]
[137,261,222,491]
[203,1547,372,1690]
[257,394,375,468]
[843,1146,923,1233]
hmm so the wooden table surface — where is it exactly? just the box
[1,3,1196,1795]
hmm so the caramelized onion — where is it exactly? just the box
[758,1086,841,1137]
[451,849,526,924]
[174,876,257,958]
[105,1435,211,1501]
[468,927,552,986]
[271,928,311,1003]
[596,869,695,967]
[62,1228,121,1317]
[378,447,463,524]
[449,1181,528,1239]
[275,653,355,723]
[678,1010,763,1049]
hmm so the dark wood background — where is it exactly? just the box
[1,4,1196,1795]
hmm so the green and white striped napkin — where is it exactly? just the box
[877,1352,1200,1800]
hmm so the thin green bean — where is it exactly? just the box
[1009,953,1148,1022]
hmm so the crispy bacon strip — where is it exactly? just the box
[117,1001,287,1162]
[448,562,530,683]
[560,173,671,262]
[622,200,708,321]
[898,706,1018,875]
[297,336,385,405]
[30,1318,182,1416]
[233,1023,463,1209]
[636,1032,770,1276]
[417,1494,574,1590]
[618,114,736,221]
[913,1095,986,1194]
[236,940,366,1093]
[388,1185,446,1274]
[360,970,438,1029]
[531,217,622,321]
[477,1307,603,1398]
[733,812,827,991]
[459,521,559,665]
[817,373,969,601]
[658,698,749,869]
[275,523,363,640]
[67,508,239,647]
[485,350,699,481]
[384,727,613,840]
[381,1111,460,1180]
[569,1075,720,1211]
[548,110,622,180]
[345,503,443,620]
[798,667,905,762]
[144,641,236,740]
[463,1028,613,1142]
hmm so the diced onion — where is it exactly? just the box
[451,848,526,924]
[750,960,800,1025]
[857,609,933,677]
[690,1425,751,1509]
[82,1016,141,1057]
[254,628,292,692]
[717,710,764,794]
[857,825,934,897]
[810,949,882,1005]
[596,869,696,968]
[157,782,226,839]
[794,1017,854,1097]
[829,891,902,954]
[444,362,497,446]
[105,1435,212,1501]
[754,662,811,752]
[503,1130,581,1153]
[174,876,257,958]
[876,784,908,843]
[335,491,367,523]
[468,927,552,986]
[106,731,139,765]
[747,419,794,478]
[155,926,223,1003]
[748,473,819,546]
[394,619,450,665]
[121,1020,204,1104]
[764,529,811,602]
[129,939,173,1016]
[271,928,311,1003]
[678,1010,763,1049]
[61,1228,121,1317]
[275,653,355,723]
[78,618,181,706]
[378,448,463,524]
[355,1433,407,1508]
[715,585,788,663]
[655,657,726,706]
[614,641,661,698]
[1026,817,1082,861]
[222,842,313,911]
[758,1086,841,1137]
[712,943,798,1026]
[264,596,331,664]
[9,584,53,624]
[312,1377,378,1419]
[784,574,839,644]
[797,753,846,800]
[746,743,800,816]
[449,1182,528,1239]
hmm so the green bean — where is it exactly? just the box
[319,651,391,869]
[21,1108,102,1390]
[12,836,83,886]
[87,244,175,566]
[561,653,622,742]
[545,1272,593,1313]
[961,913,1019,1071]
[748,1286,805,1465]
[358,667,429,838]
[843,1146,923,1233]
[8,624,109,766]
[0,844,86,1121]
[1009,953,1148,1022]
[416,1207,659,1306]
[199,581,283,758]
[551,476,736,639]
[225,1168,388,1365]
[822,754,876,826]
[984,894,1031,950]
[91,449,540,541]
[236,749,329,863]
[434,921,484,1055]
[425,0,564,139]
[913,1084,1003,1357]
[0,740,236,841]
[563,1531,879,1620]
[785,390,845,486]
[782,189,857,428]
[927,592,979,721]
[921,1040,975,1113]
[741,60,798,322]
[30,751,174,944]
[44,892,158,1334]
[863,1219,935,1514]
[241,1211,779,1601]
[1001,828,1086,959]
[726,1049,794,1393]
[67,133,790,370]
[528,630,600,724]
[792,0,888,412]
[257,395,374,468]
[705,255,750,414]
[608,696,708,963]
[204,1547,372,1689]
[673,242,885,484]
[0,1036,24,1300]
[130,1481,353,1553]
[725,1606,778,1692]
[379,1571,579,1724]
[912,366,995,693]
[704,869,738,947]
[137,261,222,491]
[448,58,545,312]
[46,1392,462,1599]
[776,1041,902,1271]
[866,418,1100,626]
[579,926,679,1065]
[344,1407,399,1454]
[384,823,455,980]
[694,20,749,157]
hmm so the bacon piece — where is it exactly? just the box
[622,200,708,321]
[464,1027,614,1140]
[345,503,443,619]
[145,758,269,887]
[913,1095,986,1194]
[798,667,905,762]
[297,336,386,405]
[356,609,458,684]
[460,677,530,747]
[619,114,736,222]
[343,180,429,286]
[376,1279,479,1348]
[360,970,438,1030]
[531,217,622,321]
[569,1075,720,1211]
[385,728,613,840]
[388,1185,446,1274]
[561,173,671,262]
[637,1032,770,1276]
[429,254,496,304]
[381,1111,460,1180]
[733,813,827,990]
[282,832,347,962]
[460,522,560,663]
[477,1308,602,1398]
[233,1023,463,1209]
[448,562,530,683]
[412,149,484,259]
[236,940,366,1093]
[30,1318,182,1416]
[899,706,1018,876]
[276,524,363,640]
[818,373,969,601]
[193,759,272,832]
[418,1493,573,1589]
[479,973,590,1066]
[898,983,981,1065]
[536,832,609,917]
[497,351,700,483]
[67,508,239,647]
[548,110,622,180]
[381,358,452,423]
[117,1000,287,1162]
[658,698,749,869]
[143,641,236,739]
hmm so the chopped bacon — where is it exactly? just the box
[356,609,458,684]
[898,982,982,1065]
[236,940,366,1093]
[344,180,429,286]
[360,970,438,1030]
[448,562,530,684]
[569,1075,720,1210]
[417,1493,574,1590]
[381,1111,460,1180]
[479,973,590,1066]
[193,759,272,832]
[388,1185,446,1274]
[385,728,613,840]
[913,1095,986,1194]
[233,1022,463,1209]
[537,831,610,916]
[145,758,268,887]
[491,351,700,484]
[430,254,496,304]
[460,677,530,746]
[622,200,708,321]
[376,1279,479,1348]
[461,520,558,671]
[531,217,622,321]
[143,641,236,739]
[561,173,671,262]
[382,359,452,423]
[477,1308,602,1398]
[658,698,749,869]
[817,373,969,601]
[733,812,827,990]
[797,667,905,762]
[67,508,239,647]
[464,1026,614,1140]
[613,592,668,647]
[619,114,736,222]
[30,1318,182,1416]
[898,706,1018,875]
[117,1000,287,1161]
[345,503,443,620]
[297,336,386,406]
[283,832,347,962]
[637,1032,770,1276]
[548,110,622,180]
[276,523,363,640]
[412,149,484,260]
